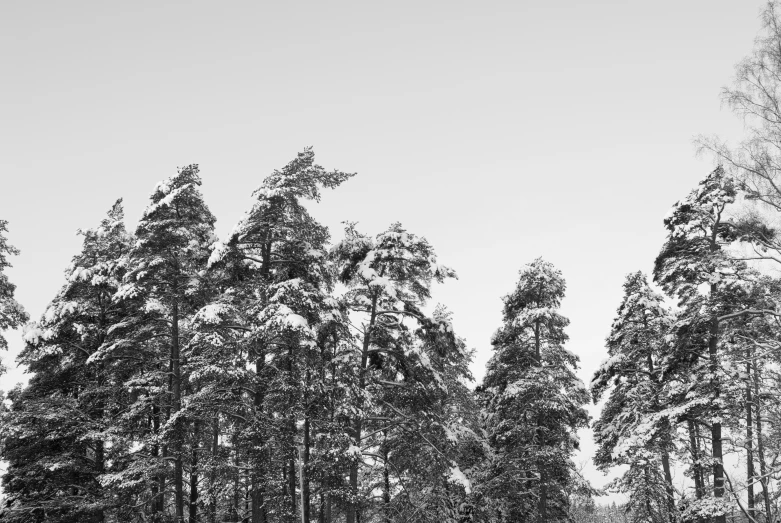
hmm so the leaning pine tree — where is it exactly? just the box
[480,258,590,523]
[654,166,749,523]
[204,147,354,522]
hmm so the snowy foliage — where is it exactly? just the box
[0,220,28,356]
[480,258,590,523]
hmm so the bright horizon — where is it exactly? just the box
[0,0,769,501]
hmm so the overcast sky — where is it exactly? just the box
[0,0,769,499]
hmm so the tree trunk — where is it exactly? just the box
[92,353,106,523]
[251,358,267,523]
[534,319,547,523]
[383,444,391,523]
[303,414,311,523]
[647,341,675,523]
[753,359,772,522]
[688,420,704,499]
[327,334,337,523]
[250,241,273,523]
[232,433,241,523]
[93,436,105,522]
[538,465,548,523]
[210,416,219,523]
[644,466,654,520]
[746,350,755,521]
[172,299,185,521]
[152,399,165,515]
[189,419,200,523]
[285,344,298,521]
[289,456,297,520]
[347,294,378,523]
[709,315,726,523]
[661,448,676,523]
[251,475,265,523]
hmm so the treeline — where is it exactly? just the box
[0,149,590,522]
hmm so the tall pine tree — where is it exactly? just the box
[654,167,749,523]
[1,202,133,522]
[117,165,217,521]
[591,272,676,523]
[481,258,590,523]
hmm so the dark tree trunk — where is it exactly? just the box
[661,448,676,523]
[251,471,267,523]
[644,466,654,520]
[746,351,755,520]
[172,299,185,521]
[347,294,378,523]
[286,344,298,522]
[289,456,298,521]
[210,416,219,523]
[383,444,391,523]
[534,319,547,523]
[303,413,311,523]
[251,358,267,523]
[92,351,106,523]
[647,343,675,523]
[152,399,165,515]
[189,419,200,523]
[232,433,241,523]
[708,316,726,523]
[688,420,704,499]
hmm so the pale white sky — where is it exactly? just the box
[0,0,768,500]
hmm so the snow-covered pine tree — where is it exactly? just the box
[591,271,676,523]
[480,258,590,523]
[366,306,483,523]
[331,222,463,523]
[116,166,218,521]
[204,147,353,522]
[653,167,750,523]
[0,219,28,365]
[0,201,133,522]
[705,277,781,523]
[700,8,781,512]
[701,7,781,515]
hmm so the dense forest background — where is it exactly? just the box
[8,1,781,523]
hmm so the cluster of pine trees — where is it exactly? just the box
[0,149,590,522]
[590,3,781,523]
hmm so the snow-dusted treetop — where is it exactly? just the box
[209,147,355,267]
